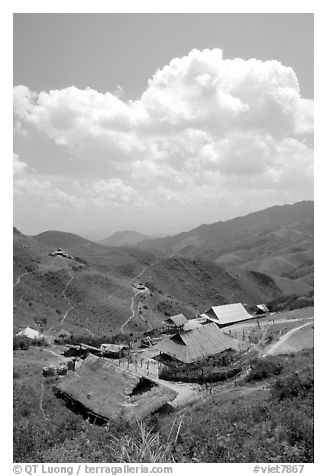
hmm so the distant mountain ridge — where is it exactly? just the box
[13,201,313,337]
[138,201,313,252]
[137,201,314,287]
[98,230,154,247]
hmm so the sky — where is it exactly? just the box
[13,13,314,238]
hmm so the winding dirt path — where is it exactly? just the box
[265,322,313,356]
[61,271,74,325]
[121,295,136,333]
[13,295,25,310]
[103,290,120,303]
[120,260,159,334]
[85,328,95,338]
[13,271,32,287]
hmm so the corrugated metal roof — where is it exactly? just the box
[257,304,269,313]
[205,303,254,326]
[155,322,244,363]
[16,327,40,339]
[165,314,188,326]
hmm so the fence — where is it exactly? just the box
[112,354,163,379]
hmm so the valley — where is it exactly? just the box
[13,201,314,463]
[13,201,313,340]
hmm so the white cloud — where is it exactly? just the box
[13,153,28,174]
[13,48,313,218]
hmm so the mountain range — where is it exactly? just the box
[13,200,313,338]
[98,230,154,247]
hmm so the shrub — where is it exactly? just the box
[30,337,49,347]
[246,356,283,382]
[271,371,313,402]
[13,336,30,351]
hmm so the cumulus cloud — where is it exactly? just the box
[13,153,28,174]
[13,48,313,218]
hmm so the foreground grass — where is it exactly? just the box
[13,349,313,463]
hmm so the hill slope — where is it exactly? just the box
[13,228,290,337]
[138,201,314,290]
[13,229,159,337]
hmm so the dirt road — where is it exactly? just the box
[13,271,32,287]
[265,322,313,356]
[61,271,74,325]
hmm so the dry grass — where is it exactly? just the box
[109,418,184,463]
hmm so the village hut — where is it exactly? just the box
[154,322,246,364]
[56,354,177,422]
[16,327,41,339]
[255,304,269,315]
[164,314,188,328]
[203,303,255,327]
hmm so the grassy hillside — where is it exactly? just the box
[13,229,159,337]
[138,257,283,324]
[13,221,311,338]
[138,201,314,290]
[13,231,281,337]
[13,345,313,463]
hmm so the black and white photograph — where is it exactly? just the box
[11,8,315,468]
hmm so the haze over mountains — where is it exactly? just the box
[137,201,314,287]
[98,230,154,247]
[13,201,313,338]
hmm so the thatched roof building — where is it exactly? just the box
[154,322,245,363]
[56,354,177,421]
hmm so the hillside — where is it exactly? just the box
[137,257,284,322]
[98,230,154,247]
[138,201,314,291]
[13,227,290,338]
[13,229,159,337]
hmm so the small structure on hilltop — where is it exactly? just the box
[49,248,74,260]
[202,303,255,328]
[16,327,41,339]
[134,283,147,291]
[50,248,67,257]
[164,313,188,329]
[154,322,246,364]
[56,354,177,422]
